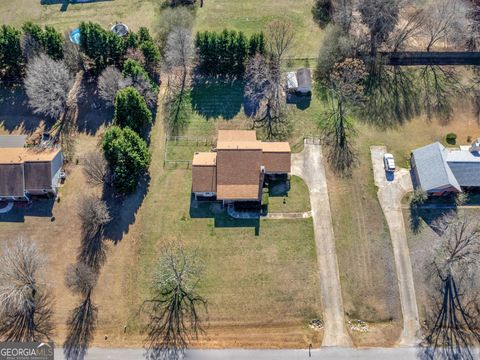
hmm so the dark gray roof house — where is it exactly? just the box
[411,139,480,195]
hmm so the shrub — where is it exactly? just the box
[312,0,333,28]
[446,132,457,145]
[411,189,428,206]
[114,87,152,134]
[102,126,151,194]
[122,58,150,82]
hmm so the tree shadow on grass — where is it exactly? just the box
[417,275,480,360]
[189,196,260,235]
[63,293,97,360]
[102,176,150,244]
[0,85,52,134]
[191,78,244,120]
[286,93,311,111]
[40,0,113,12]
[76,78,114,136]
[409,205,456,235]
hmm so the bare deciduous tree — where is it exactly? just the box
[265,20,295,62]
[82,151,108,186]
[143,245,206,360]
[421,0,469,52]
[77,196,111,272]
[0,239,54,342]
[245,54,290,139]
[65,263,97,297]
[317,58,366,175]
[63,38,84,74]
[97,66,132,105]
[332,0,354,33]
[419,213,480,359]
[164,27,195,136]
[389,8,424,52]
[77,195,111,239]
[24,54,74,119]
[358,0,399,56]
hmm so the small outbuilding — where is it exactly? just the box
[287,68,312,95]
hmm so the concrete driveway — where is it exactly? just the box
[370,146,420,346]
[292,140,352,347]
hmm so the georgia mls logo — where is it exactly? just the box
[0,342,54,360]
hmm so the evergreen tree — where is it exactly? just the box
[0,25,24,80]
[114,86,152,134]
[140,40,160,74]
[102,126,150,194]
[138,27,153,43]
[195,30,265,77]
[79,22,126,71]
[43,26,63,60]
[22,23,63,60]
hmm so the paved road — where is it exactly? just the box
[54,347,427,360]
[292,141,352,347]
[370,146,420,346]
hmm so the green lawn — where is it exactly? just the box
[268,176,311,213]
[194,0,323,58]
[165,138,213,161]
[132,166,323,346]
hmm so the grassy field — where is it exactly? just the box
[0,0,158,33]
[194,0,322,58]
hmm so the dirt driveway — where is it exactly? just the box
[292,141,352,347]
[370,146,420,346]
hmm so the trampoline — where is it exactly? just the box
[111,23,129,37]
[69,28,81,45]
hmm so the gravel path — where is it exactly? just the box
[292,141,352,347]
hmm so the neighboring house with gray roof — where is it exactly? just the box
[411,139,480,195]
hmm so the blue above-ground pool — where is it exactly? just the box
[69,28,81,45]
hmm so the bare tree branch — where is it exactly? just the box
[143,245,207,360]
[24,54,74,119]
[0,239,54,342]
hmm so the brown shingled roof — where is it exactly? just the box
[192,165,216,193]
[191,130,291,201]
[0,164,24,197]
[263,152,291,173]
[24,162,52,190]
